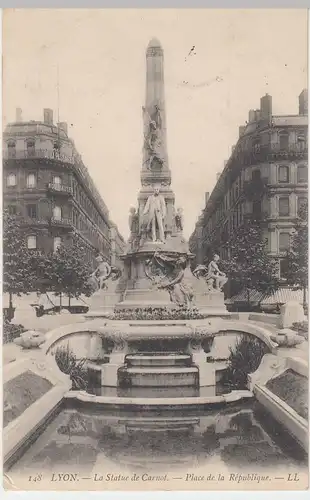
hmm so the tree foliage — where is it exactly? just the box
[3,211,40,307]
[38,234,94,301]
[285,202,308,291]
[223,221,279,299]
[4,211,96,310]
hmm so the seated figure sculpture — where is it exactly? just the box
[193,254,227,292]
[88,255,122,292]
[157,255,194,307]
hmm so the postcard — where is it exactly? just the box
[2,8,309,492]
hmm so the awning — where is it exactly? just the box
[225,287,307,306]
[260,288,307,306]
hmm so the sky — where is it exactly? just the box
[3,9,308,240]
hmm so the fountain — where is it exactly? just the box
[73,37,236,399]
[40,39,277,404]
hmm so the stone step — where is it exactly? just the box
[126,353,192,367]
[124,367,197,374]
[127,424,195,432]
[118,366,198,387]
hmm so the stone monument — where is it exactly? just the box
[88,37,227,315]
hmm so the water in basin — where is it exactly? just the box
[9,400,307,477]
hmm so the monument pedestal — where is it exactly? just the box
[191,276,228,315]
[86,283,121,318]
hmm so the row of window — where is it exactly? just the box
[6,173,63,188]
[207,195,307,236]
[251,196,306,218]
[277,165,307,184]
[6,140,60,158]
[22,204,63,220]
[6,204,65,220]
[72,180,109,237]
[251,165,307,184]
[27,235,61,252]
[219,165,307,220]
[8,202,104,251]
[259,130,306,150]
[278,196,307,217]
[27,234,100,266]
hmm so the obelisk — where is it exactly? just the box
[139,38,175,237]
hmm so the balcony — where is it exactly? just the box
[50,217,73,227]
[21,217,73,228]
[47,183,73,195]
[22,218,49,227]
[231,142,307,169]
[3,149,75,164]
[268,142,308,159]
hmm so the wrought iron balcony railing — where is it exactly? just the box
[3,149,75,164]
[47,183,73,195]
[50,217,73,226]
[230,142,308,168]
[22,217,73,227]
[23,217,49,226]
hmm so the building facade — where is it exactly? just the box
[189,90,308,280]
[3,108,125,267]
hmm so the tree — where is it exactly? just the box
[224,221,279,304]
[3,211,39,311]
[39,234,94,308]
[285,202,308,312]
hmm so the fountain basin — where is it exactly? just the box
[64,389,254,410]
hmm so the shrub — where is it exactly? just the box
[222,334,269,390]
[3,322,26,344]
[291,321,308,340]
[53,344,88,391]
[113,306,206,321]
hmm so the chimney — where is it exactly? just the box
[260,93,272,120]
[239,125,245,137]
[205,192,210,206]
[299,89,308,115]
[216,172,221,181]
[248,109,256,123]
[16,107,22,122]
[231,145,235,153]
[255,109,261,121]
[43,108,53,125]
[57,122,68,135]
